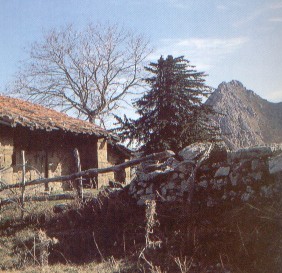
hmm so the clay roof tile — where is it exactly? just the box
[0,95,114,138]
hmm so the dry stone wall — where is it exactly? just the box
[128,143,282,206]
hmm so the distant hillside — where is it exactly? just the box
[206,80,282,149]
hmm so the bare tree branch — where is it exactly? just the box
[8,23,152,126]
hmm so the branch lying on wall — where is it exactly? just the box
[0,150,175,192]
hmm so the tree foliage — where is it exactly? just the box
[9,23,151,126]
[115,55,220,153]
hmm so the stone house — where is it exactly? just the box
[0,95,131,191]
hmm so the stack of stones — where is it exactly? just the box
[128,142,282,206]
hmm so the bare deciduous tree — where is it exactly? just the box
[9,24,151,126]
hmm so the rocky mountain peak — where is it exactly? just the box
[218,80,244,90]
[206,81,282,150]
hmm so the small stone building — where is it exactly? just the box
[0,95,131,191]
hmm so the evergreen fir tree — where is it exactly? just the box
[115,55,220,154]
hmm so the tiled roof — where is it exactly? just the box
[0,95,112,138]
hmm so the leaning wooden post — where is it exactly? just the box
[74,148,83,200]
[21,150,26,218]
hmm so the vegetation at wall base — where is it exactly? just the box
[0,186,281,272]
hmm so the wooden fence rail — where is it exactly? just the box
[0,150,175,192]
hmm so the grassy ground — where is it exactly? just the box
[0,187,281,272]
[0,259,135,273]
[0,189,140,272]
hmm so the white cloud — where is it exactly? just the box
[233,2,282,27]
[233,7,265,27]
[270,2,282,9]
[150,37,248,71]
[156,0,191,9]
[267,90,282,102]
[269,17,282,22]
[216,5,228,11]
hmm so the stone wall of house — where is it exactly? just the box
[1,125,130,192]
[0,126,91,193]
[97,139,114,187]
[124,159,131,184]
[128,143,282,206]
[0,126,14,184]
[107,145,131,185]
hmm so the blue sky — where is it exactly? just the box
[0,0,282,102]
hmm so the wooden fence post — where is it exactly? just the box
[21,150,26,218]
[74,148,83,200]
